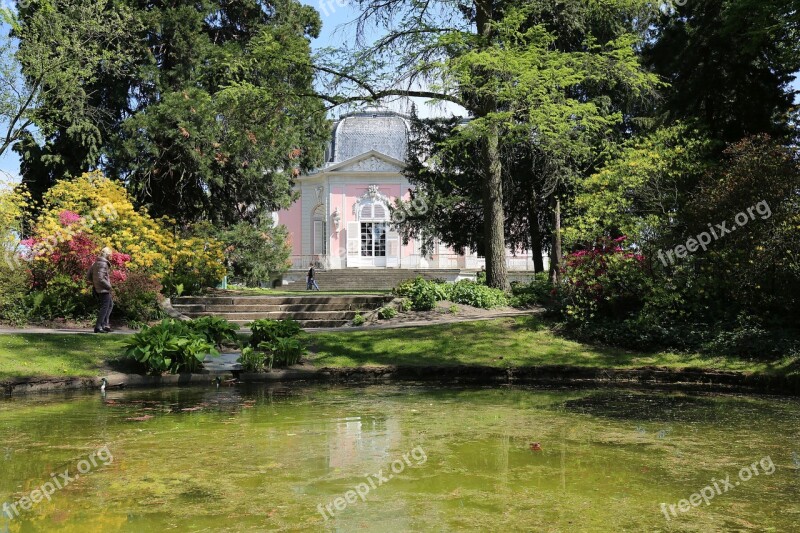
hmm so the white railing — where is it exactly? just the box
[287,254,543,271]
[289,255,329,270]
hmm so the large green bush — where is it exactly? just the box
[393,277,450,311]
[29,274,95,321]
[510,273,554,308]
[394,277,508,310]
[220,219,292,286]
[0,262,30,325]
[561,135,800,359]
[124,318,219,374]
[248,318,302,349]
[113,271,163,324]
[188,316,240,348]
[239,318,305,370]
[449,280,508,309]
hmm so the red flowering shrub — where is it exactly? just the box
[26,230,130,288]
[19,210,137,321]
[559,236,649,321]
[109,252,132,284]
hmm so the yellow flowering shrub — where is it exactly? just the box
[0,182,31,323]
[35,172,225,293]
[164,237,228,295]
[36,171,174,272]
[0,180,30,251]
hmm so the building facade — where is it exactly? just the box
[276,109,541,271]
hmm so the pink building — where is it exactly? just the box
[275,109,542,273]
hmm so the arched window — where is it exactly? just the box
[312,204,327,255]
[356,199,389,258]
[359,201,387,221]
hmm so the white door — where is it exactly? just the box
[313,220,326,256]
[346,221,361,268]
[386,231,400,268]
[360,222,387,267]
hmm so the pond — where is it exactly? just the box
[1,385,799,531]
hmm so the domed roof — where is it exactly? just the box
[330,109,409,163]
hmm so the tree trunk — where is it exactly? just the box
[549,197,562,284]
[528,186,545,273]
[482,124,509,291]
[475,0,509,292]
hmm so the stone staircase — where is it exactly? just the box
[171,295,393,328]
[282,269,465,292]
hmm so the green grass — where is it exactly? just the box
[0,334,129,381]
[2,316,798,381]
[307,316,800,376]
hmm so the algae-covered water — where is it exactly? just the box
[1,385,799,532]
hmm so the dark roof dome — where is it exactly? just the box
[330,108,409,163]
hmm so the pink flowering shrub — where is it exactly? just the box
[58,210,82,226]
[18,211,137,320]
[27,234,131,288]
[559,236,649,321]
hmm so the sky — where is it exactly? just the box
[1,2,798,181]
[303,0,468,120]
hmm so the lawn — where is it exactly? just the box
[2,316,797,381]
[307,316,800,376]
[0,334,129,381]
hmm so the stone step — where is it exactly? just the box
[281,269,467,291]
[173,295,390,306]
[181,311,358,321]
[174,303,366,313]
[229,319,349,328]
[171,293,392,328]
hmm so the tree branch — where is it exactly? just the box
[311,64,465,109]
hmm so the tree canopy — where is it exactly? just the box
[320,0,661,289]
[12,0,330,224]
[645,0,800,143]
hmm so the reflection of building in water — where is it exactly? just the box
[328,415,402,470]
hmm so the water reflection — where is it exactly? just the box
[0,385,798,532]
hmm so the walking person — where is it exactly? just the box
[307,263,320,291]
[87,247,114,333]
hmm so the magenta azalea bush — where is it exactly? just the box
[14,210,160,322]
[559,236,649,321]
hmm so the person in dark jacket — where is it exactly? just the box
[87,247,114,333]
[307,263,320,291]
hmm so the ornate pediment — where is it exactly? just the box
[352,185,393,215]
[334,155,404,173]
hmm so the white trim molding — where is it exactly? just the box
[352,185,393,217]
